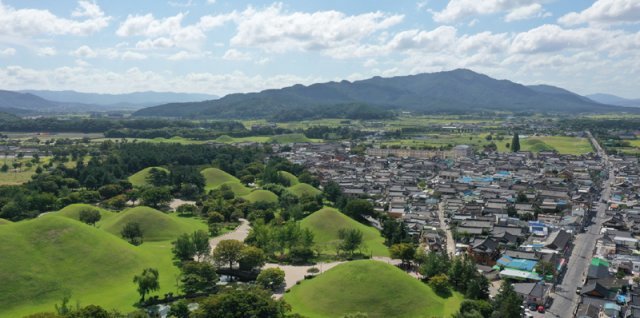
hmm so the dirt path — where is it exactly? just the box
[264,261,345,299]
[208,218,251,251]
[169,199,196,211]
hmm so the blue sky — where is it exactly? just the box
[0,0,638,98]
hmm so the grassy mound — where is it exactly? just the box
[128,166,169,187]
[215,135,236,143]
[279,171,299,185]
[271,133,312,143]
[300,207,388,257]
[242,190,279,204]
[201,168,240,190]
[0,215,181,316]
[523,139,555,152]
[284,260,463,318]
[0,218,11,225]
[221,181,251,196]
[288,183,321,197]
[56,204,116,223]
[101,206,207,241]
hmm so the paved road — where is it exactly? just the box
[437,201,456,256]
[547,132,613,317]
[208,218,251,251]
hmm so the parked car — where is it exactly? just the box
[576,286,582,294]
[537,305,545,313]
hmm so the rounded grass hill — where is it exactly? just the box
[0,218,11,225]
[201,167,250,193]
[288,183,322,197]
[284,260,463,318]
[128,166,169,187]
[0,215,182,316]
[56,203,116,222]
[101,206,207,241]
[278,170,299,185]
[300,207,388,257]
[242,189,279,204]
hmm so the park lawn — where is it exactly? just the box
[288,183,322,197]
[284,260,463,318]
[0,215,184,317]
[279,171,299,185]
[241,189,279,204]
[201,167,240,191]
[128,166,169,187]
[100,206,208,242]
[300,207,389,257]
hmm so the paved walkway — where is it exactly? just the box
[208,218,251,251]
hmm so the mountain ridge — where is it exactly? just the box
[134,69,634,119]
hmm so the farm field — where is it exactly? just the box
[284,260,463,318]
[496,136,593,154]
[300,207,389,257]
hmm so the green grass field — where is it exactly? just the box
[201,167,240,190]
[284,260,463,318]
[128,166,169,187]
[0,215,186,316]
[279,171,299,185]
[288,183,322,197]
[496,136,593,154]
[100,206,207,241]
[241,189,279,204]
[300,207,388,257]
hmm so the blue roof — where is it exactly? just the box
[497,255,537,272]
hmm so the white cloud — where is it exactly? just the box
[120,51,147,60]
[505,3,550,22]
[363,58,378,68]
[135,37,174,50]
[229,3,404,54]
[559,0,640,26]
[207,0,216,4]
[0,48,16,57]
[222,49,251,61]
[167,50,204,60]
[37,47,57,56]
[71,45,97,58]
[168,0,194,8]
[510,24,618,53]
[0,0,110,37]
[431,0,545,23]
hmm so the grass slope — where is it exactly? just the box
[0,218,11,225]
[242,190,279,204]
[128,166,169,187]
[279,171,299,185]
[101,206,207,241]
[56,203,116,223]
[0,215,182,316]
[288,183,321,197]
[284,260,463,318]
[201,167,240,191]
[300,207,388,257]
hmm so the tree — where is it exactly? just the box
[256,267,285,291]
[176,204,197,216]
[67,305,110,318]
[197,287,289,318]
[238,246,266,271]
[140,186,172,208]
[168,300,190,318]
[491,281,522,318]
[133,268,160,302]
[323,181,342,202]
[466,275,490,300]
[180,261,218,295]
[192,230,211,261]
[535,260,556,279]
[338,228,363,257]
[458,300,493,318]
[121,222,143,245]
[389,243,416,268]
[212,239,244,269]
[510,133,520,152]
[343,199,374,220]
[429,273,451,297]
[78,208,101,226]
[173,233,196,261]
[419,251,450,279]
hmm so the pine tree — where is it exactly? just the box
[510,133,520,152]
[491,281,523,318]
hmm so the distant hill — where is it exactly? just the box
[22,90,219,110]
[586,93,640,107]
[134,69,634,119]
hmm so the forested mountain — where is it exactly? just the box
[134,69,633,120]
[586,93,640,107]
[22,90,219,110]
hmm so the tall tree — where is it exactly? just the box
[121,222,143,245]
[192,230,211,261]
[133,268,160,302]
[389,243,416,268]
[256,267,286,291]
[212,239,245,269]
[78,208,101,226]
[180,261,218,295]
[338,228,364,257]
[491,281,522,318]
[198,288,289,318]
[510,133,520,152]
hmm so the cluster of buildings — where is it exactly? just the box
[277,141,640,317]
